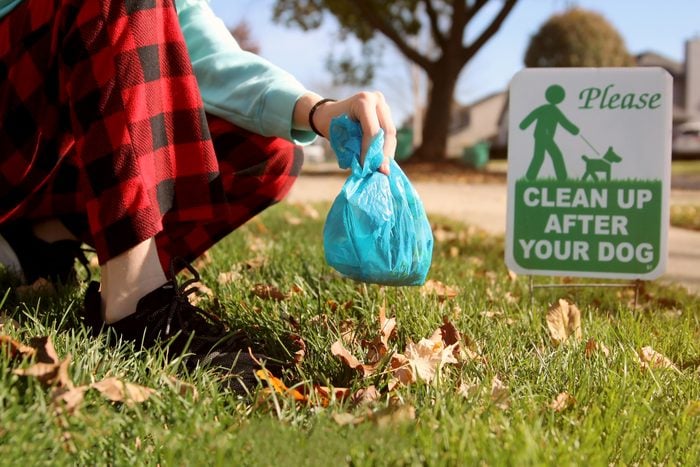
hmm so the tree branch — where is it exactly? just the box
[352,0,434,72]
[461,0,518,64]
[464,0,489,27]
[423,0,447,49]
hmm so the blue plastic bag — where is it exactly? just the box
[323,115,433,285]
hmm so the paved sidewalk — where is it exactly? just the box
[287,174,700,294]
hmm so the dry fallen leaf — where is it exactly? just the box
[546,299,582,346]
[638,346,680,372]
[256,369,306,402]
[432,224,458,243]
[14,357,72,387]
[289,333,306,365]
[217,270,242,285]
[246,235,269,254]
[189,282,215,306]
[389,353,414,387]
[362,305,396,363]
[352,385,381,405]
[503,292,519,305]
[330,340,362,368]
[0,314,19,331]
[299,203,320,220]
[327,299,354,312]
[15,278,56,299]
[481,310,504,319]
[91,377,156,406]
[330,340,378,377]
[51,386,88,414]
[244,256,266,270]
[30,336,60,364]
[549,392,576,412]
[439,317,462,359]
[251,284,288,301]
[284,213,303,225]
[420,279,459,301]
[491,376,510,410]
[161,375,199,400]
[309,385,351,406]
[13,337,73,388]
[584,338,610,359]
[1,335,36,360]
[370,404,416,428]
[457,380,480,399]
[332,412,365,426]
[193,251,213,270]
[404,338,458,383]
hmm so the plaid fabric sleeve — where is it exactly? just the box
[0,0,231,263]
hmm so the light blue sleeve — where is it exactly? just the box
[175,0,316,144]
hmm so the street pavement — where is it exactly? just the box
[286,172,700,294]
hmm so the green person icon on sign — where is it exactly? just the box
[519,84,580,181]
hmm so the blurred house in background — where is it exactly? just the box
[446,91,507,159]
[445,37,700,158]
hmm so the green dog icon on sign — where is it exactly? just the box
[519,84,580,181]
[581,146,623,181]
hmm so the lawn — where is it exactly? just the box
[671,204,700,231]
[1,202,699,466]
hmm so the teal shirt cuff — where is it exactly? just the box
[175,0,316,144]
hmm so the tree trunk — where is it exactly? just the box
[411,67,460,161]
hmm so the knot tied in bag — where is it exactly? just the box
[323,115,433,285]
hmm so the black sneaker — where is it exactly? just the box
[0,221,90,284]
[82,258,276,393]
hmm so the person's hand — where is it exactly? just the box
[301,92,397,175]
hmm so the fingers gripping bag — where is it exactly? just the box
[323,115,433,286]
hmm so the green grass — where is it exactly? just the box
[1,202,700,466]
[671,160,700,176]
[671,204,700,231]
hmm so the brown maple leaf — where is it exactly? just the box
[251,284,288,301]
[491,376,510,410]
[217,270,242,285]
[330,340,378,377]
[362,305,396,363]
[370,404,416,428]
[256,369,306,402]
[51,386,89,414]
[188,281,215,307]
[638,346,680,372]
[439,317,462,359]
[0,314,19,331]
[161,375,199,400]
[13,337,73,388]
[15,278,56,299]
[403,337,458,383]
[546,299,582,346]
[1,335,35,360]
[549,392,576,412]
[91,377,156,407]
[420,279,459,301]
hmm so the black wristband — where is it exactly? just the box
[308,98,337,137]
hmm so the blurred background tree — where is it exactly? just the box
[524,8,634,68]
[230,20,261,54]
[273,0,518,161]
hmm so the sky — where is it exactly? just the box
[209,0,700,124]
